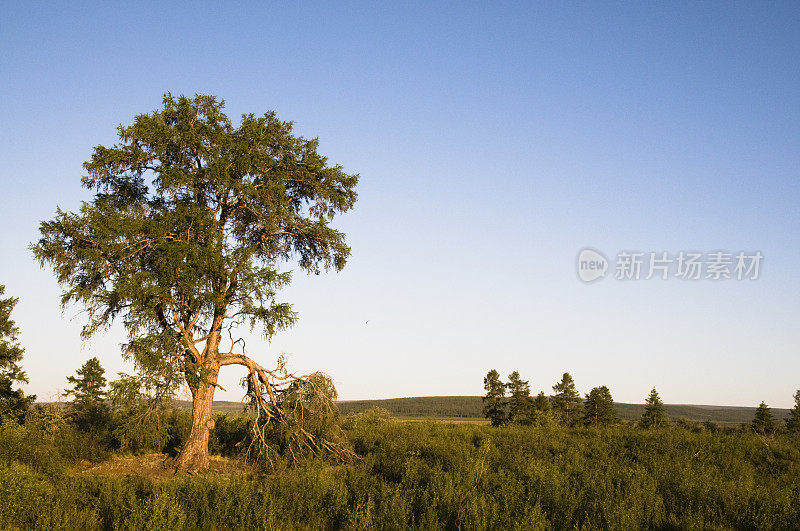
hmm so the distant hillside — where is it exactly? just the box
[175,395,790,425]
[335,396,791,425]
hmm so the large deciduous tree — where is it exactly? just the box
[33,94,358,470]
[0,284,35,423]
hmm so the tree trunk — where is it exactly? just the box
[174,363,219,471]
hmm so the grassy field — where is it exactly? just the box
[1,409,799,529]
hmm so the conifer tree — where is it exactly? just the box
[0,284,35,422]
[483,369,507,427]
[532,391,553,424]
[639,387,666,429]
[751,401,776,435]
[507,371,534,425]
[583,385,616,427]
[64,357,109,432]
[65,357,107,405]
[551,372,582,426]
[786,389,800,434]
[533,391,551,413]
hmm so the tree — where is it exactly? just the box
[482,369,507,426]
[639,387,666,429]
[532,391,551,414]
[551,372,582,426]
[531,391,556,425]
[507,371,534,425]
[0,284,35,422]
[64,357,109,432]
[786,389,800,434]
[583,385,616,427]
[33,94,358,471]
[65,357,107,405]
[751,401,776,436]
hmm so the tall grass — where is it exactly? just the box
[0,409,798,529]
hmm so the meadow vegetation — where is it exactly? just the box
[1,404,800,529]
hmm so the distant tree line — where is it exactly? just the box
[482,369,799,434]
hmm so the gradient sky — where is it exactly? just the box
[1,2,798,407]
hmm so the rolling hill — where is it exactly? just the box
[190,396,791,425]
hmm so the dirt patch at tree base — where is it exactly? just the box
[73,453,258,480]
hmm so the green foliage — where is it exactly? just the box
[32,93,357,365]
[108,373,176,453]
[785,389,800,434]
[482,370,507,426]
[639,387,666,429]
[507,371,534,425]
[751,401,777,436]
[583,385,617,427]
[250,372,353,466]
[3,419,800,529]
[551,372,582,426]
[0,285,34,423]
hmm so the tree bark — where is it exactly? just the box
[174,363,219,471]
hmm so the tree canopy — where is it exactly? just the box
[33,94,358,470]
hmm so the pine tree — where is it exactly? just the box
[531,391,553,424]
[482,369,507,427]
[751,401,776,435]
[533,391,551,413]
[0,284,35,423]
[786,389,800,434]
[639,387,666,429]
[65,357,107,405]
[64,357,109,432]
[507,371,534,425]
[583,385,617,427]
[551,372,582,426]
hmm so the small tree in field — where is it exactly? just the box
[64,357,109,432]
[483,370,507,426]
[551,372,582,426]
[583,385,616,427]
[786,389,800,434]
[0,284,35,423]
[507,371,534,425]
[33,94,358,470]
[639,387,666,429]
[751,401,776,436]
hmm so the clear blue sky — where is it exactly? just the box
[1,2,798,407]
